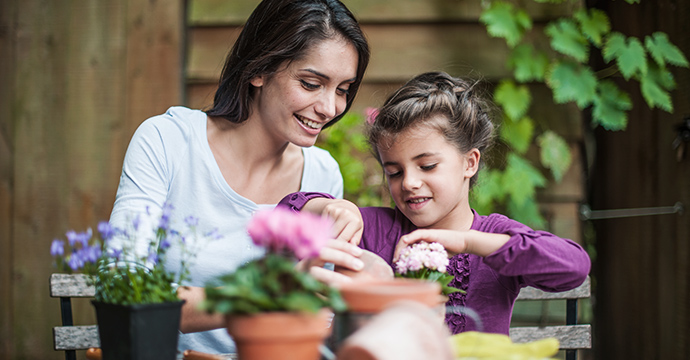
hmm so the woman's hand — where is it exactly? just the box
[297,239,364,285]
[304,198,363,245]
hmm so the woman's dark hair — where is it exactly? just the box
[206,0,370,128]
[369,71,496,187]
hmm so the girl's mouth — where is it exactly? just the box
[406,197,430,209]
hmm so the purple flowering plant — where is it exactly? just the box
[395,241,463,296]
[50,203,214,305]
[203,206,346,315]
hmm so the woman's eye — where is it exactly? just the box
[300,80,320,90]
[421,164,437,171]
[336,87,350,96]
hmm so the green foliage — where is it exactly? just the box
[317,113,384,207]
[494,80,531,120]
[508,44,549,82]
[537,130,572,182]
[547,60,598,108]
[603,33,647,79]
[546,19,590,62]
[645,32,689,68]
[479,1,532,48]
[395,268,463,296]
[476,0,687,228]
[203,253,346,315]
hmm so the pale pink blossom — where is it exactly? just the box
[364,107,379,125]
[395,241,450,275]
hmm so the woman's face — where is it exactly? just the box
[250,37,359,147]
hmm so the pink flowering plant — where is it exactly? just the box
[395,241,463,296]
[203,206,346,315]
[50,203,214,305]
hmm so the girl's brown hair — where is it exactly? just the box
[369,71,496,187]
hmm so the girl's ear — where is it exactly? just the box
[464,148,481,178]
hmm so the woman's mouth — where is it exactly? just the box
[295,114,324,130]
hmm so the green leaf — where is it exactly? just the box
[640,64,675,112]
[545,19,589,62]
[508,44,549,82]
[500,116,535,154]
[502,153,547,207]
[471,169,504,213]
[591,80,632,130]
[479,1,532,47]
[574,8,610,46]
[494,80,531,120]
[546,61,597,108]
[644,32,689,68]
[537,131,571,182]
[603,32,647,79]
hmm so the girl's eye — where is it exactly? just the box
[386,171,402,178]
[421,164,437,171]
[300,80,320,90]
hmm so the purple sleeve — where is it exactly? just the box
[480,214,591,292]
[277,192,335,212]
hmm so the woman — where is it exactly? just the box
[109,0,369,354]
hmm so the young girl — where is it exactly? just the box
[279,71,591,335]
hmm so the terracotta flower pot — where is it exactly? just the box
[225,309,332,360]
[331,278,445,349]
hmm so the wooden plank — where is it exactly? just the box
[187,0,581,25]
[509,324,591,349]
[0,1,16,358]
[187,23,538,82]
[53,325,100,350]
[50,274,96,298]
[517,276,591,301]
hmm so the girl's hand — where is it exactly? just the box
[394,229,512,261]
[297,239,364,285]
[304,198,363,245]
[394,229,469,262]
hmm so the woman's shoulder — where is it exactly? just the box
[137,106,205,135]
[303,145,340,170]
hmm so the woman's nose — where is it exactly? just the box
[314,91,342,120]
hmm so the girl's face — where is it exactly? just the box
[249,37,358,147]
[377,117,480,230]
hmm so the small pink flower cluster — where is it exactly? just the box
[364,107,379,125]
[247,206,332,260]
[395,241,449,275]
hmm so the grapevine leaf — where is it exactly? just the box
[507,199,546,229]
[537,131,571,182]
[500,116,535,154]
[644,32,689,68]
[502,153,546,207]
[591,80,631,130]
[471,169,504,214]
[545,19,590,62]
[574,8,610,47]
[494,80,531,120]
[640,64,675,112]
[546,61,597,108]
[508,44,549,82]
[603,32,647,79]
[479,1,532,48]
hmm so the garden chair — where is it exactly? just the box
[509,275,592,360]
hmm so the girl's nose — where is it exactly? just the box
[401,172,422,191]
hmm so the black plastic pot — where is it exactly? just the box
[92,300,184,360]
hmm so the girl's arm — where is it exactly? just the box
[396,229,510,260]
